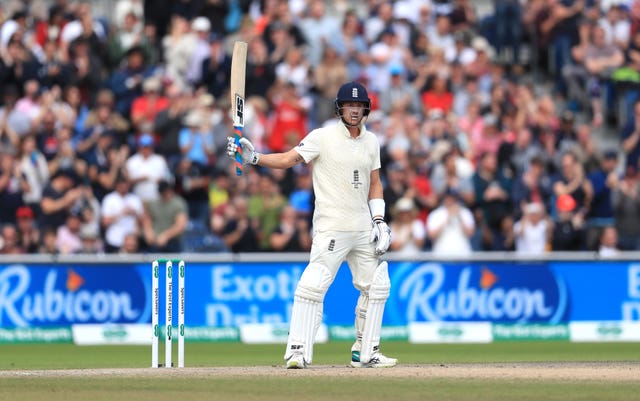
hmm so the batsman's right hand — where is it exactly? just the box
[226,137,260,165]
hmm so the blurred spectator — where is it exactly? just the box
[39,167,81,230]
[130,76,168,133]
[267,81,310,153]
[563,24,624,126]
[175,157,210,222]
[553,150,593,218]
[249,172,287,250]
[552,193,586,251]
[0,34,40,96]
[473,151,512,234]
[288,166,313,221]
[336,10,368,81]
[108,45,155,119]
[598,225,620,257]
[426,188,475,256]
[0,85,22,148]
[87,137,129,202]
[178,110,214,168]
[55,210,83,254]
[420,73,454,117]
[539,0,585,96]
[77,223,103,254]
[492,0,522,64]
[39,227,58,254]
[269,204,311,252]
[586,149,619,248]
[15,79,43,129]
[298,0,340,67]
[514,201,552,254]
[612,164,640,250]
[119,232,140,253]
[15,205,40,253]
[153,82,190,165]
[101,174,144,253]
[198,32,231,99]
[142,179,188,252]
[18,134,50,215]
[66,37,105,105]
[0,148,26,224]
[162,14,196,90]
[430,150,475,205]
[0,223,24,254]
[222,195,261,253]
[109,1,145,64]
[245,37,276,99]
[511,155,554,218]
[622,99,640,169]
[389,197,427,256]
[125,133,170,203]
[312,44,349,124]
[75,89,130,158]
[379,63,421,116]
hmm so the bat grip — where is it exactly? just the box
[234,127,243,176]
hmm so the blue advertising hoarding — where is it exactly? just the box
[1,260,639,328]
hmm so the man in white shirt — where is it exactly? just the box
[101,174,144,253]
[426,188,475,255]
[227,82,395,369]
[125,133,170,203]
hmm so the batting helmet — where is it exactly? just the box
[334,81,371,116]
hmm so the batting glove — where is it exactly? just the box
[370,217,391,255]
[226,137,260,165]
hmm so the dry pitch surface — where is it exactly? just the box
[1,362,638,382]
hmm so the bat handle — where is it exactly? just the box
[234,128,243,176]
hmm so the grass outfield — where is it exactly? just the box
[0,342,639,401]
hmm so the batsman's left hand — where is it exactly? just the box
[370,217,391,255]
[226,136,260,165]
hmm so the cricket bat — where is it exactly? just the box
[230,41,248,176]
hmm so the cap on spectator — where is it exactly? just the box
[183,111,202,127]
[125,45,145,58]
[484,113,498,126]
[158,179,173,193]
[16,206,34,219]
[443,187,460,201]
[603,149,618,160]
[209,32,223,42]
[192,16,211,32]
[290,191,312,214]
[367,110,384,124]
[556,194,577,212]
[561,110,575,123]
[471,36,494,58]
[270,21,287,31]
[143,77,161,92]
[138,133,154,147]
[389,64,404,76]
[198,93,215,107]
[80,225,99,240]
[95,89,115,107]
[524,202,544,215]
[387,161,406,172]
[395,197,415,212]
[53,168,78,184]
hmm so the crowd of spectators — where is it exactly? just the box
[0,0,639,257]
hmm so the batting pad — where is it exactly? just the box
[285,296,323,364]
[360,262,390,363]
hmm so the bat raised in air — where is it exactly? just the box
[230,41,248,176]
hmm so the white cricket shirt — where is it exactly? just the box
[294,122,381,232]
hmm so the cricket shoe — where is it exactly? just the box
[350,350,397,368]
[286,352,307,369]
